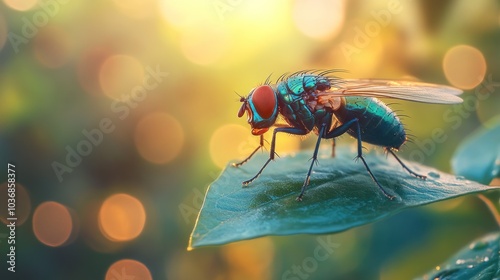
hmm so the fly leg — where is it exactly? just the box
[324,118,395,199]
[331,139,336,158]
[386,148,427,179]
[232,134,264,167]
[242,127,308,186]
[297,121,328,201]
[329,118,339,158]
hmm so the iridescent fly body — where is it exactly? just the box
[235,70,463,201]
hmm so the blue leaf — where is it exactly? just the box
[189,147,498,249]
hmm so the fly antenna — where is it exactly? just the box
[234,91,245,102]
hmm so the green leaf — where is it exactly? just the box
[452,116,500,185]
[189,147,498,250]
[418,232,500,280]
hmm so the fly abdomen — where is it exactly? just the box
[336,97,406,149]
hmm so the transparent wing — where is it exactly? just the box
[317,79,463,104]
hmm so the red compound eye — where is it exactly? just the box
[251,85,276,119]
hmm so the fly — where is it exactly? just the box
[233,70,463,201]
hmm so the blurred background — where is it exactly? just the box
[0,0,499,279]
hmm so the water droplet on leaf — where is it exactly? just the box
[469,241,488,250]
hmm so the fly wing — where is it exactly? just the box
[317,79,463,104]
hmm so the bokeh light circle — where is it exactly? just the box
[99,54,144,99]
[159,0,205,28]
[81,197,125,253]
[134,112,185,164]
[443,45,487,89]
[105,259,152,280]
[209,124,260,169]
[210,124,301,169]
[112,0,154,19]
[3,0,38,11]
[221,237,275,279]
[293,0,346,40]
[33,201,73,247]
[180,22,228,65]
[98,193,146,242]
[0,182,31,226]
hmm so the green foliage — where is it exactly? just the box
[452,116,500,185]
[189,147,497,249]
[419,233,500,279]
[417,117,500,279]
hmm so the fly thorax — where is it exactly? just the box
[310,96,343,112]
[329,97,343,111]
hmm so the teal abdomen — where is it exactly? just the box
[336,97,406,149]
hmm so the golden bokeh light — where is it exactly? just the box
[0,81,24,130]
[112,0,154,19]
[33,26,71,68]
[210,124,301,169]
[134,112,185,164]
[293,0,346,40]
[443,45,487,89]
[215,0,289,66]
[491,177,500,186]
[264,131,301,156]
[99,54,144,99]
[98,193,146,242]
[105,259,152,280]
[81,197,125,253]
[159,0,209,28]
[0,182,31,226]
[209,124,260,169]
[330,35,385,77]
[427,197,465,212]
[166,250,220,280]
[221,237,274,280]
[3,0,38,11]
[33,201,73,247]
[180,22,228,65]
